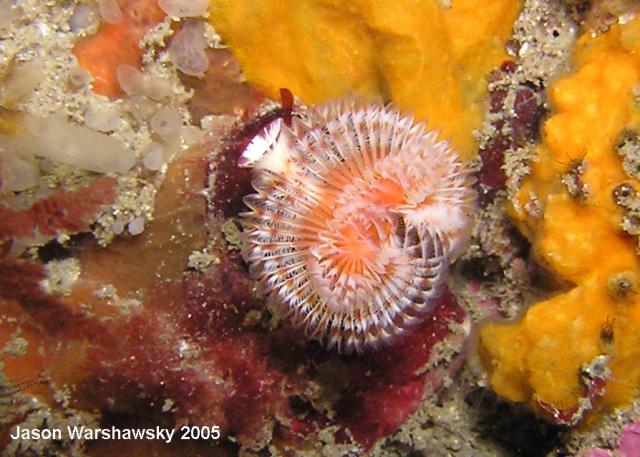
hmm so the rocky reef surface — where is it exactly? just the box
[2,1,640,456]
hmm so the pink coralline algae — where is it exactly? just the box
[0,177,117,250]
[82,255,468,450]
[2,244,468,451]
[579,418,640,457]
[477,60,546,205]
[333,287,467,448]
[87,290,290,442]
[620,420,640,457]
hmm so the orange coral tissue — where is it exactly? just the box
[239,100,477,353]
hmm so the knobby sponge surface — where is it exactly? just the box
[480,16,640,419]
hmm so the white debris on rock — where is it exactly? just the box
[180,125,205,148]
[40,257,81,296]
[93,283,143,315]
[94,176,157,245]
[187,249,218,271]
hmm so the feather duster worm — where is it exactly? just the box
[239,100,476,353]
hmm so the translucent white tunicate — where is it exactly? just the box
[98,0,122,24]
[0,112,135,173]
[0,59,45,107]
[116,64,143,95]
[158,0,208,18]
[68,67,92,88]
[150,106,182,137]
[128,217,145,236]
[168,19,209,77]
[69,4,98,31]
[142,142,165,171]
[130,97,159,122]
[143,77,172,102]
[84,106,120,132]
[161,134,181,161]
[112,220,125,235]
[0,150,39,192]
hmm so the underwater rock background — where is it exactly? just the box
[2,0,640,456]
